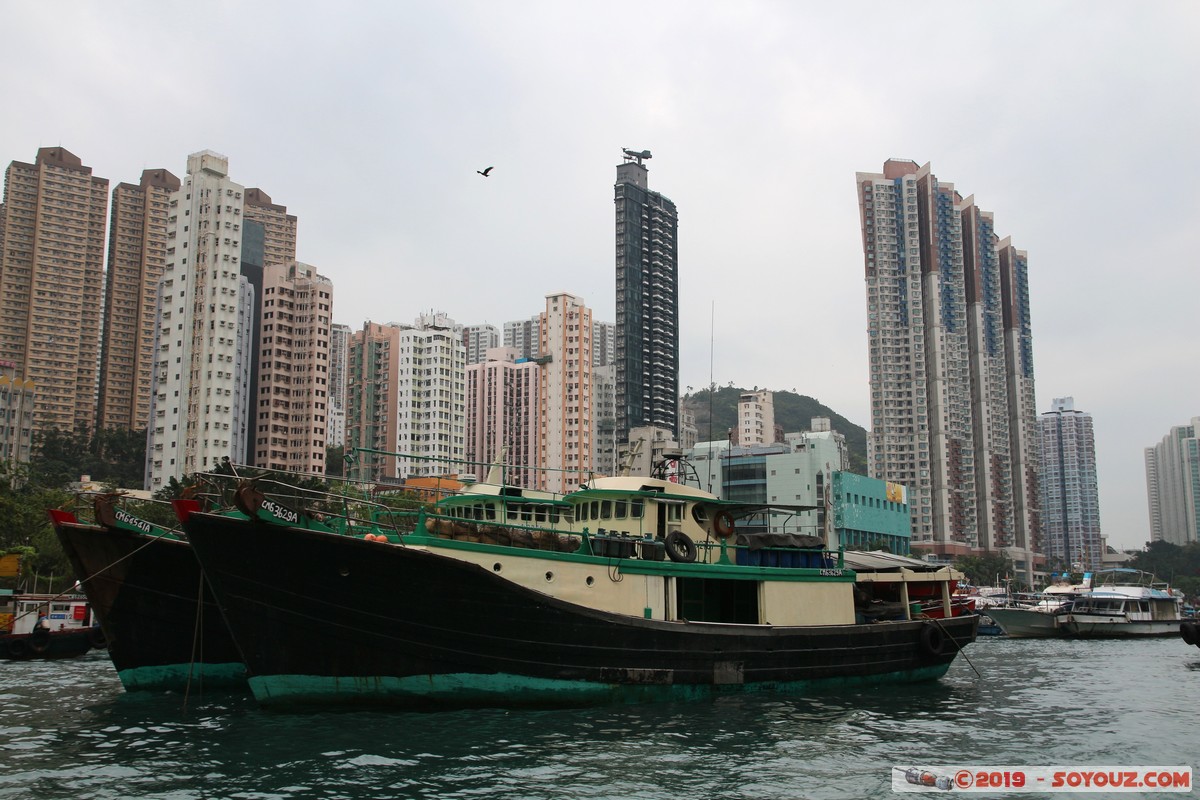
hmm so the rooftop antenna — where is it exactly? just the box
[621,147,652,165]
[707,299,715,493]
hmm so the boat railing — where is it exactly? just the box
[189,470,430,541]
[64,492,189,541]
[419,511,583,553]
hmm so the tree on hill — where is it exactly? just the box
[681,385,866,473]
[1130,541,1200,601]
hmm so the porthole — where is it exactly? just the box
[585,576,595,587]
[492,562,502,573]
[545,571,554,583]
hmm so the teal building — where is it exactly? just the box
[832,471,912,554]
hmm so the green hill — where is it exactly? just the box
[682,386,867,474]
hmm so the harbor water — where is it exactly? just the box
[2,637,1197,799]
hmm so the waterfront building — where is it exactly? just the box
[614,148,679,444]
[998,238,1040,571]
[399,313,466,479]
[855,159,1041,581]
[686,418,858,547]
[538,292,593,493]
[0,147,108,435]
[146,152,252,490]
[462,324,500,365]
[145,152,301,490]
[97,168,181,431]
[253,262,333,474]
[832,472,912,554]
[327,323,350,448]
[1145,417,1200,545]
[345,322,402,482]
[345,314,466,483]
[465,346,539,487]
[1038,397,1102,571]
[146,152,245,486]
[240,191,299,457]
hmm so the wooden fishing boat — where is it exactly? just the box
[48,496,246,691]
[176,466,978,709]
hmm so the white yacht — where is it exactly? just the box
[1060,569,1183,638]
[985,576,1092,638]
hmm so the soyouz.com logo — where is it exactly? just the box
[892,765,1192,793]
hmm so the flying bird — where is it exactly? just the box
[477,166,494,177]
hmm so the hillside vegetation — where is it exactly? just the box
[682,386,867,474]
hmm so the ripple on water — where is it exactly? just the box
[1,638,1197,798]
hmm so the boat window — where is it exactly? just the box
[691,505,708,524]
[521,505,533,522]
[535,506,547,523]
[615,500,627,518]
[630,499,643,518]
[548,508,559,524]
[474,505,484,521]
[590,501,599,520]
[667,504,683,523]
[507,506,519,521]
[486,504,496,521]
[676,577,759,624]
[601,501,612,519]
[563,507,574,523]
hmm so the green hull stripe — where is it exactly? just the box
[249,665,950,707]
[117,662,248,692]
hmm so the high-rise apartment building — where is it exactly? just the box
[345,322,402,481]
[97,168,181,431]
[345,314,465,483]
[503,315,540,360]
[1039,397,1102,571]
[465,346,540,487]
[0,365,35,469]
[614,149,679,444]
[999,238,1041,565]
[735,390,776,446]
[147,151,254,489]
[855,159,1041,578]
[1145,417,1200,546]
[0,147,109,435]
[592,363,617,478]
[462,324,500,365]
[253,262,333,474]
[243,188,297,268]
[592,320,615,367]
[538,292,593,493]
[327,323,350,448]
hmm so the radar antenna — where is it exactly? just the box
[621,147,652,165]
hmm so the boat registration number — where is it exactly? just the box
[819,569,843,577]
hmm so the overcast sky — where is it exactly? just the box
[3,1,1197,550]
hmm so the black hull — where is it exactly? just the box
[53,521,245,690]
[185,512,978,708]
[1,629,93,660]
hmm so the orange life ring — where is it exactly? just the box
[713,511,736,539]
